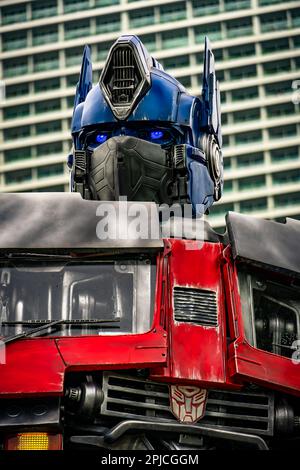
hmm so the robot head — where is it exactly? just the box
[69,35,223,215]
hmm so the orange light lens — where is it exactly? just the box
[5,432,62,450]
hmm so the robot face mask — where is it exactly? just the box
[81,135,177,204]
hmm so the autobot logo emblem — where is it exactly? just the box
[170,385,207,424]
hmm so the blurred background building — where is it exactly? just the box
[0,0,299,231]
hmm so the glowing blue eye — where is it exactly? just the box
[150,130,164,140]
[95,134,107,144]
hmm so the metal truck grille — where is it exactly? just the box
[173,287,218,327]
[111,47,137,105]
[101,372,274,436]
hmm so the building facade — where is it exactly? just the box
[0,0,299,230]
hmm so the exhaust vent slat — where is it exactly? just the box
[173,287,218,327]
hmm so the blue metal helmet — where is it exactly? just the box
[69,35,223,216]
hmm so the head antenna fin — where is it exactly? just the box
[73,45,93,112]
[201,36,222,147]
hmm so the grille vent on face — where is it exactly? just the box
[110,47,137,105]
[100,37,151,119]
[173,287,218,327]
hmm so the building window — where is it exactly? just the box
[235,130,262,145]
[2,4,27,25]
[224,0,251,11]
[64,0,90,14]
[209,202,234,216]
[2,31,27,52]
[265,80,292,96]
[223,157,231,169]
[3,57,28,78]
[232,86,259,101]
[4,104,30,120]
[267,102,296,118]
[96,14,120,34]
[5,169,32,186]
[223,179,233,192]
[6,83,29,99]
[66,74,79,88]
[291,8,300,29]
[237,152,264,167]
[129,8,155,28]
[238,175,266,191]
[32,25,58,47]
[139,34,156,53]
[275,192,300,207]
[36,142,63,157]
[293,35,300,48]
[221,91,227,103]
[4,125,31,141]
[194,23,222,43]
[230,65,257,80]
[260,12,288,33]
[35,99,61,114]
[179,76,192,88]
[263,59,291,75]
[233,108,261,123]
[162,29,188,49]
[34,78,60,94]
[271,147,299,163]
[160,2,186,23]
[226,17,253,38]
[37,164,64,179]
[64,19,90,40]
[96,41,114,61]
[67,95,76,108]
[240,198,267,212]
[228,44,255,59]
[66,47,84,67]
[273,170,300,185]
[269,125,297,140]
[95,0,119,5]
[33,52,59,73]
[295,56,300,70]
[4,147,32,164]
[192,0,220,16]
[163,55,189,70]
[259,0,282,5]
[32,0,57,19]
[35,121,62,135]
[261,37,290,55]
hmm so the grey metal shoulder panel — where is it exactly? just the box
[0,193,163,250]
[226,211,300,277]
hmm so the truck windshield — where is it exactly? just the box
[238,268,300,359]
[0,257,156,337]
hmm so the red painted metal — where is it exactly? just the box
[55,328,167,371]
[151,239,239,389]
[0,340,65,398]
[223,247,300,397]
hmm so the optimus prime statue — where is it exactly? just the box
[68,35,223,215]
[0,36,300,451]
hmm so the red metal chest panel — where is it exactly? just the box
[56,329,167,371]
[0,340,65,398]
[153,239,234,388]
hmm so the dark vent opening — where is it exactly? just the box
[173,286,218,327]
[105,46,141,106]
